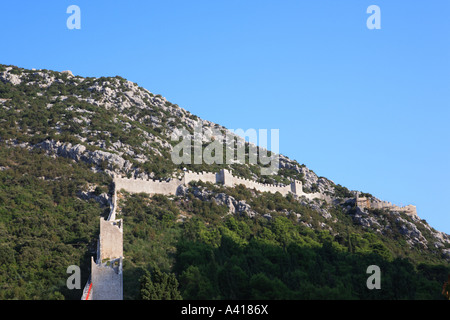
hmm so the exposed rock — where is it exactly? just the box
[3,63,449,263]
[77,190,110,206]
[36,139,132,174]
[0,71,22,85]
[176,184,188,197]
[351,207,381,229]
[308,202,332,219]
[443,248,450,261]
[214,193,236,214]
[62,70,73,77]
[235,200,251,213]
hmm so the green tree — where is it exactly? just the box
[139,267,182,300]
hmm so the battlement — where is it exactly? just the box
[184,170,218,185]
[219,169,293,196]
[114,176,184,196]
[99,218,123,262]
[90,256,123,300]
[83,179,125,300]
[113,169,327,201]
[356,194,417,218]
[84,168,417,300]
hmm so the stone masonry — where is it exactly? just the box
[82,168,417,300]
[81,184,123,300]
[356,192,418,218]
[114,169,331,202]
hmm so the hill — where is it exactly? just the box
[0,64,448,299]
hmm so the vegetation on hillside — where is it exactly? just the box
[0,64,448,300]
[118,186,449,300]
[0,144,111,299]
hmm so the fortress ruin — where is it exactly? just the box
[355,192,418,218]
[114,169,331,202]
[81,168,416,300]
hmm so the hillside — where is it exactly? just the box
[0,64,449,299]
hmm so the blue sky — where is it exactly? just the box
[1,1,449,234]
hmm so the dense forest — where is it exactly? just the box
[0,64,448,300]
[118,184,450,300]
[0,145,110,299]
[0,145,448,299]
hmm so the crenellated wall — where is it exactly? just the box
[82,181,124,300]
[356,194,418,218]
[300,191,331,202]
[82,168,416,300]
[184,171,218,185]
[90,257,123,300]
[223,171,292,196]
[114,176,183,195]
[113,169,328,201]
[99,218,123,262]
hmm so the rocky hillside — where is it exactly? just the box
[0,63,449,267]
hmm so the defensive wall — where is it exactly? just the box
[114,169,328,202]
[90,257,123,300]
[81,168,414,300]
[99,218,123,262]
[114,176,183,196]
[356,193,418,218]
[81,181,124,300]
[184,170,218,185]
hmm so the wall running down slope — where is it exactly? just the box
[81,186,123,300]
[115,169,330,202]
[115,169,417,217]
[81,168,418,300]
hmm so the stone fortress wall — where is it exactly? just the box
[81,169,328,299]
[184,171,218,185]
[356,193,417,218]
[82,168,416,300]
[81,184,123,300]
[113,176,183,196]
[90,256,123,301]
[115,169,416,218]
[114,169,329,202]
[99,218,123,262]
